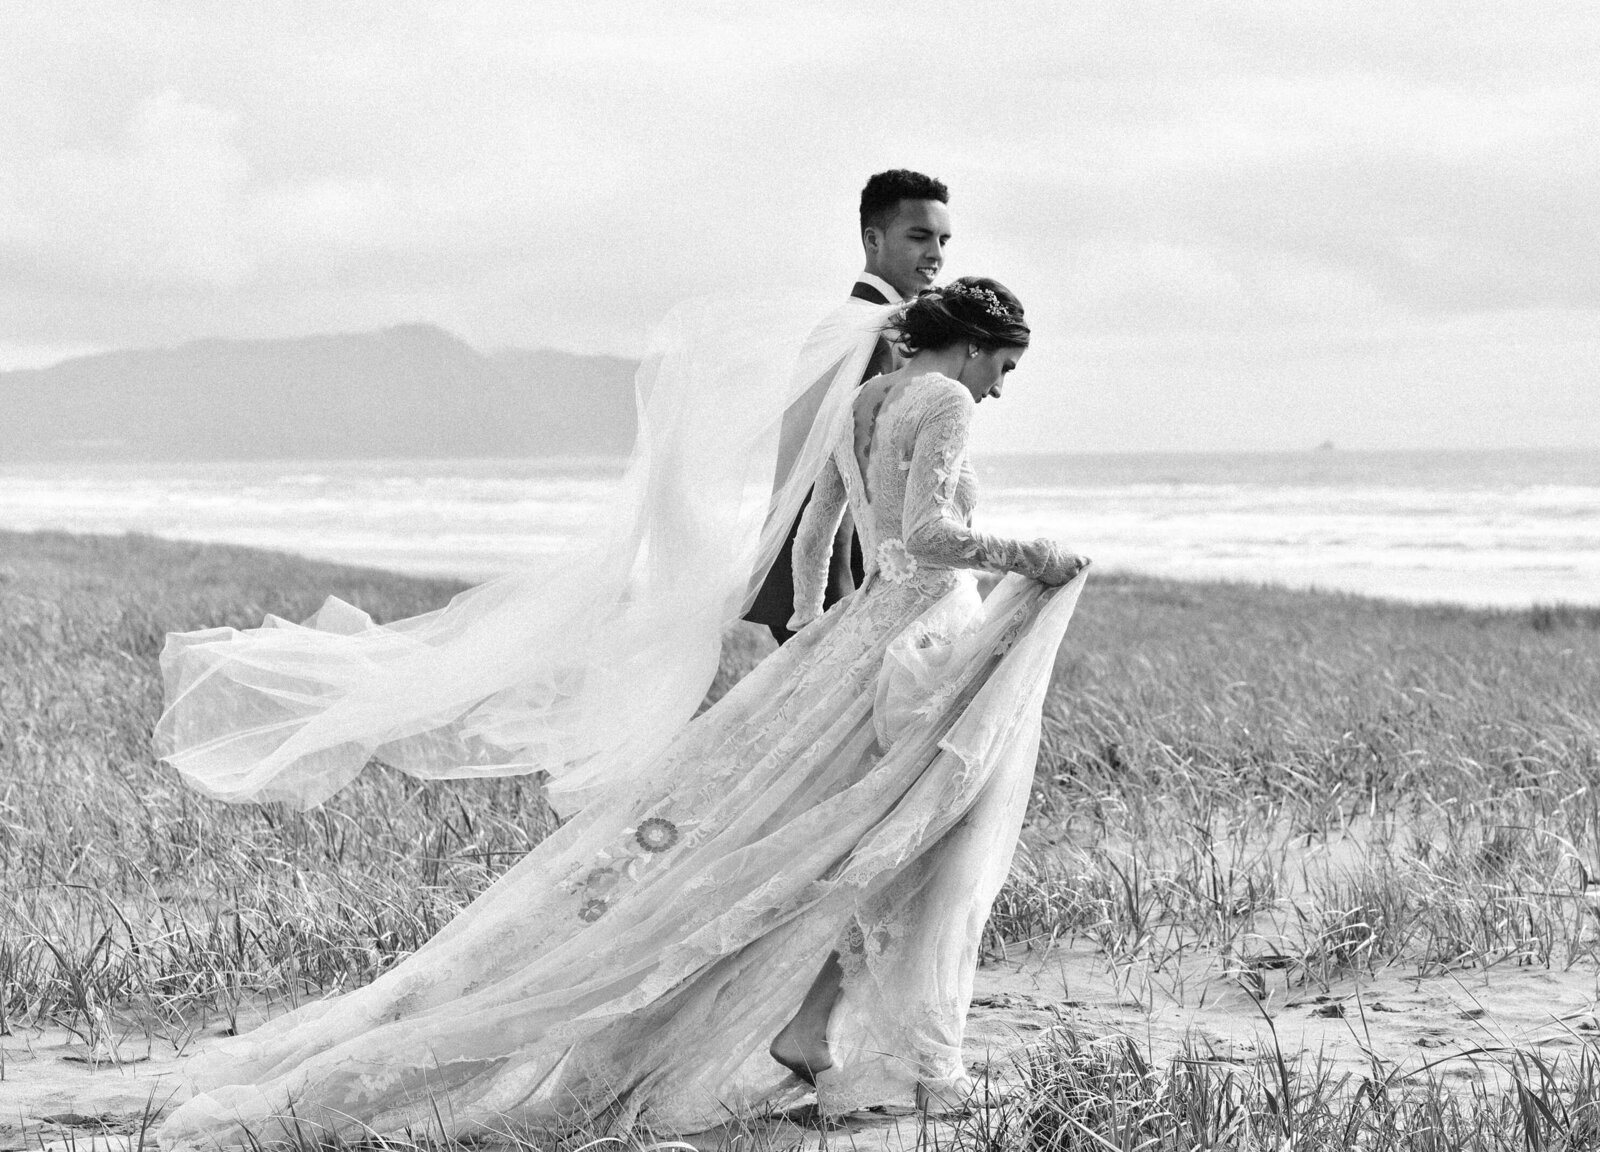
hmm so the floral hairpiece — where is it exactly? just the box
[933,281,1014,320]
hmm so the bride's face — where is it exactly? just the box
[961,345,1026,404]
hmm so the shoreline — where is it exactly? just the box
[4,447,1597,609]
[4,444,1598,465]
[4,525,1597,618]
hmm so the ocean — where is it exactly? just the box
[0,450,1595,608]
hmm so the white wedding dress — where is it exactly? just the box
[160,371,1085,1148]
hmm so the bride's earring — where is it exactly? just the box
[955,346,979,386]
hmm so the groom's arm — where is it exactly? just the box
[826,333,897,598]
[864,334,898,382]
[828,516,856,599]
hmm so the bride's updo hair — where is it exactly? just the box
[891,276,1030,354]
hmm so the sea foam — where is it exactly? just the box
[2,452,1595,606]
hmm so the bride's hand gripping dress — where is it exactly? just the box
[158,368,1088,1148]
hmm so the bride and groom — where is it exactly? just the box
[156,169,1090,1147]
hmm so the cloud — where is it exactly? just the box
[2,89,250,288]
[0,1,1594,449]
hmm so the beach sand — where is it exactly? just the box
[7,947,1598,1150]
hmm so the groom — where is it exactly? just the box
[744,169,953,645]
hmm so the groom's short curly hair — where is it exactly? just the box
[860,170,949,233]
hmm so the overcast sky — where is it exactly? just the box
[2,1,1595,453]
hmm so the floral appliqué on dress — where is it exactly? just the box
[563,815,696,921]
[877,538,918,584]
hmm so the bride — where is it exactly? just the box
[157,278,1089,1148]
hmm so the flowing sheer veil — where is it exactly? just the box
[154,296,892,810]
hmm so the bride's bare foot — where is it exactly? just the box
[769,1020,832,1086]
[770,951,843,1086]
[916,1076,976,1115]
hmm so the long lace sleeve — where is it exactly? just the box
[787,455,849,629]
[902,383,1078,585]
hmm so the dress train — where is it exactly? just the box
[159,371,1086,1147]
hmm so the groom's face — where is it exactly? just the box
[864,199,952,299]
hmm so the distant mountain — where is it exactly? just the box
[0,324,639,461]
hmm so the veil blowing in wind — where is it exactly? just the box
[155,295,888,810]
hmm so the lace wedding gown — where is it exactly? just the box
[160,372,1086,1148]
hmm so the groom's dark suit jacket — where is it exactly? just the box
[744,281,896,642]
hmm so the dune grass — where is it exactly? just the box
[3,527,1600,1147]
[999,572,1600,997]
[941,1025,1600,1151]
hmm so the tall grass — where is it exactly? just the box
[4,529,1600,1143]
[947,1026,1600,1151]
[1007,571,1600,989]
[1,531,549,1045]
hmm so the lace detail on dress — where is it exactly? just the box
[788,374,1077,630]
[837,920,869,981]
[788,455,848,630]
[896,376,1078,584]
